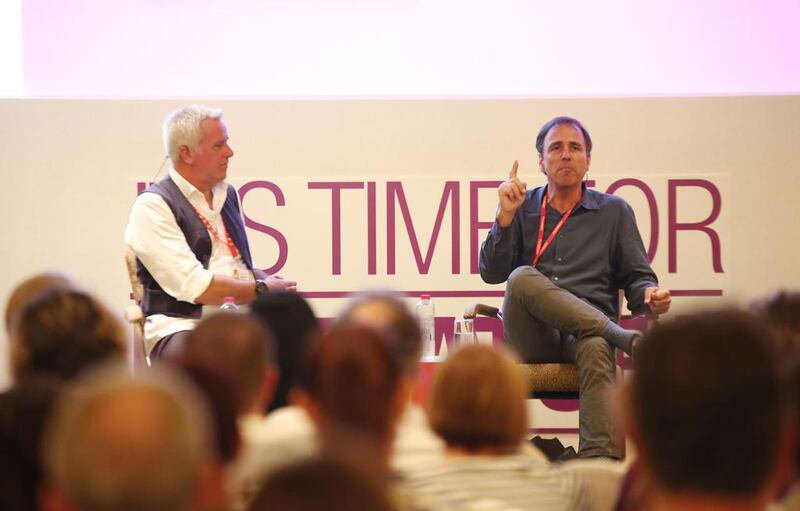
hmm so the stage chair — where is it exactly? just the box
[464,292,656,399]
[123,246,150,369]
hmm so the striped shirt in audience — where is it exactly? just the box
[403,453,589,511]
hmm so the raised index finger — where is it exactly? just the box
[509,160,519,179]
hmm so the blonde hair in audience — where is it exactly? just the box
[428,344,528,453]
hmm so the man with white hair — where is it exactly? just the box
[125,105,296,359]
[39,366,214,511]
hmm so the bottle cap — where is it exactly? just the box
[223,296,235,302]
[421,294,431,300]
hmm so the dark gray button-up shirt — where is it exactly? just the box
[479,185,658,320]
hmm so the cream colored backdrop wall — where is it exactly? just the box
[1,96,798,391]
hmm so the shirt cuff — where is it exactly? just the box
[183,270,215,304]
[489,221,512,244]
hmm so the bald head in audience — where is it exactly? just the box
[337,291,422,378]
[624,310,795,511]
[41,366,212,511]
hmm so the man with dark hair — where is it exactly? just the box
[182,312,277,415]
[623,310,794,510]
[180,312,278,507]
[479,116,670,458]
[336,291,445,472]
[249,458,397,511]
[249,292,319,412]
[125,105,296,361]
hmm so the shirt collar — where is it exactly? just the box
[533,182,601,212]
[579,183,601,210]
[169,168,228,210]
[169,167,203,198]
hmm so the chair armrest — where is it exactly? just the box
[123,304,144,324]
[464,303,501,319]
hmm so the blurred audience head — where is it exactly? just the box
[299,327,404,476]
[247,458,396,511]
[41,364,212,511]
[337,290,422,378]
[0,375,62,511]
[5,272,76,337]
[627,309,792,503]
[752,290,800,478]
[171,360,241,465]
[183,312,276,415]
[249,292,319,412]
[12,288,125,382]
[751,290,800,360]
[427,344,528,454]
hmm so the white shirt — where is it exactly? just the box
[225,401,448,509]
[124,168,253,354]
[392,402,446,473]
[227,407,317,510]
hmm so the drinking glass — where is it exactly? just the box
[453,318,478,346]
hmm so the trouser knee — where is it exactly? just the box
[506,266,547,299]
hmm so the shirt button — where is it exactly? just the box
[557,257,562,262]
[553,276,559,281]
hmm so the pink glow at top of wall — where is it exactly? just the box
[21,0,800,97]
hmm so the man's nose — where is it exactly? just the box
[225,145,234,158]
[560,147,571,159]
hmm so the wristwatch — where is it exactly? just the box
[255,279,269,295]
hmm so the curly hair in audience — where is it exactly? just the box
[12,289,125,381]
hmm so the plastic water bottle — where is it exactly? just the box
[220,296,239,311]
[416,294,436,359]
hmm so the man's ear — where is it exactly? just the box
[765,415,798,501]
[538,153,545,175]
[290,389,322,425]
[10,340,28,380]
[617,382,647,463]
[178,145,194,164]
[394,378,414,418]
[39,485,74,511]
[255,367,279,413]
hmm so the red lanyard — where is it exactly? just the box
[532,189,582,268]
[193,208,240,259]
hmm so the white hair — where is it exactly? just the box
[162,104,223,164]
[42,363,212,511]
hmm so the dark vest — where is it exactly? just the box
[136,176,254,318]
